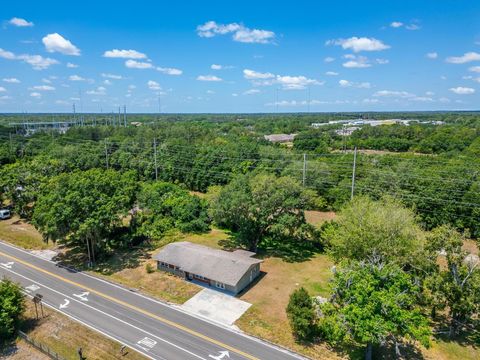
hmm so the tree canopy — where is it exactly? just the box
[209,173,322,252]
[325,196,425,266]
[317,259,431,359]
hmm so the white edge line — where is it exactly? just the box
[22,291,159,360]
[0,240,308,360]
[0,265,207,360]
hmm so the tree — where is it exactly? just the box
[318,259,431,360]
[325,196,424,267]
[286,287,317,341]
[133,181,210,240]
[424,225,480,337]
[0,278,25,341]
[209,173,322,252]
[32,169,137,262]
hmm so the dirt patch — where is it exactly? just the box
[305,210,336,227]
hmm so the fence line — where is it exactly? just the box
[18,330,68,360]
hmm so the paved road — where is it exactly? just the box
[0,241,306,360]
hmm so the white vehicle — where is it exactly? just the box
[0,209,11,220]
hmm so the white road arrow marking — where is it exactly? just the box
[59,299,70,309]
[136,337,157,351]
[209,351,230,360]
[25,284,40,293]
[73,291,90,301]
[0,262,14,269]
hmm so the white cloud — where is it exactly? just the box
[147,80,161,90]
[0,87,6,92]
[101,73,123,79]
[390,21,403,28]
[31,85,55,91]
[233,29,275,44]
[3,78,20,83]
[86,86,106,95]
[243,69,275,80]
[426,52,438,59]
[243,89,261,95]
[342,55,371,68]
[18,54,59,70]
[42,33,80,56]
[0,95,12,100]
[276,75,322,90]
[324,57,335,63]
[405,24,421,30]
[327,37,390,52]
[30,92,41,98]
[125,59,153,69]
[339,79,371,88]
[0,48,58,70]
[373,90,415,98]
[449,86,475,95]
[9,17,33,27]
[103,79,112,85]
[157,67,182,75]
[69,75,85,81]
[468,66,480,73]
[196,75,223,82]
[211,64,222,70]
[446,52,480,64]
[103,49,147,59]
[0,48,16,60]
[325,71,339,76]
[42,78,52,84]
[375,58,389,64]
[197,21,275,44]
[66,62,78,68]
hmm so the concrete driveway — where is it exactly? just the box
[180,289,251,326]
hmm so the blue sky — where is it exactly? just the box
[1,0,480,113]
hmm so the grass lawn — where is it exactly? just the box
[0,216,52,250]
[13,301,147,360]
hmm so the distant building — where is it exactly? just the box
[335,126,360,136]
[264,133,297,143]
[153,242,263,295]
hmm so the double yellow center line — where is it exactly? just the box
[0,250,258,360]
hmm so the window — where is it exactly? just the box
[215,282,225,289]
[194,274,206,280]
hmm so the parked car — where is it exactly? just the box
[0,209,11,220]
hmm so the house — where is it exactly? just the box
[264,133,297,143]
[153,242,263,295]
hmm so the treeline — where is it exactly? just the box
[294,123,480,154]
[0,119,479,238]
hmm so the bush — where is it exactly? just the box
[286,287,316,341]
[0,278,25,341]
[145,263,155,274]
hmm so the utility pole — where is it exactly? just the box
[351,146,357,201]
[153,138,158,181]
[104,139,109,169]
[302,153,307,187]
[123,105,127,127]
